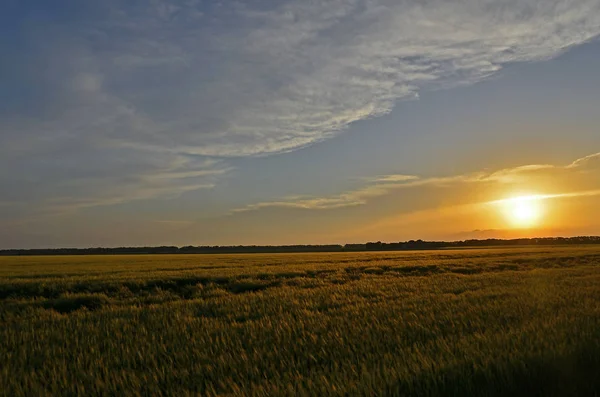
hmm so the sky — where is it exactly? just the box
[1,0,600,248]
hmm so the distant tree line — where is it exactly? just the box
[364,236,600,251]
[1,236,600,256]
[0,245,344,256]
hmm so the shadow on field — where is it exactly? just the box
[386,344,600,397]
[42,294,110,314]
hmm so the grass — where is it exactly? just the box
[1,246,600,396]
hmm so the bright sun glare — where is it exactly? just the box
[501,195,543,228]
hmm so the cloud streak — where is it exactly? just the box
[487,190,600,205]
[232,152,600,213]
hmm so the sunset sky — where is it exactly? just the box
[1,1,600,248]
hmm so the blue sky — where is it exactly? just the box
[1,0,600,248]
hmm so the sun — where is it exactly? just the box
[511,200,539,224]
[501,195,543,228]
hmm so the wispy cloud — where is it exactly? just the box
[232,152,600,213]
[1,1,599,215]
[370,175,419,183]
[0,150,228,219]
[480,164,556,183]
[187,0,600,156]
[566,152,600,168]
[487,189,600,205]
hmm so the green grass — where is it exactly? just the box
[2,246,600,396]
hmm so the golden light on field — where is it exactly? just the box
[499,195,544,228]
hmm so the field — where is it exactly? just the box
[2,246,600,396]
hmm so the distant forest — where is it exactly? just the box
[1,236,600,256]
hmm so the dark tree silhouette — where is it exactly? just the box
[1,237,599,256]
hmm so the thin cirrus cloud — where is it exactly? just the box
[232,152,600,213]
[488,190,600,205]
[1,0,600,214]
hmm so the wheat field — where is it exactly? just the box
[2,246,600,396]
